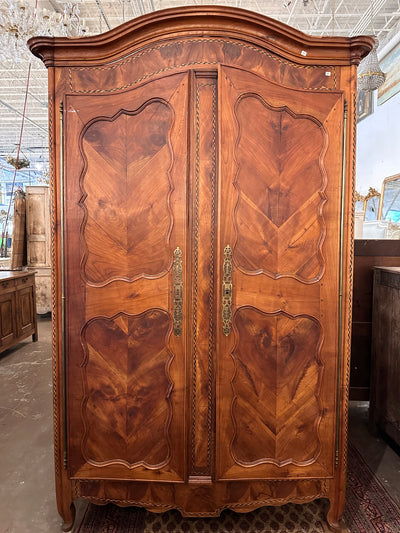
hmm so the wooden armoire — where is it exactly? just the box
[29,7,373,532]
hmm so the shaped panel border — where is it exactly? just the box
[78,97,175,287]
[79,308,174,471]
[232,92,328,284]
[230,306,324,469]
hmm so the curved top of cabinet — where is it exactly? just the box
[28,5,373,67]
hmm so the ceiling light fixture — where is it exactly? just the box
[0,0,88,65]
[357,39,386,91]
[357,0,386,91]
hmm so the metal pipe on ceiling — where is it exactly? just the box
[0,100,47,134]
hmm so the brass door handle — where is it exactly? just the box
[222,244,233,336]
[173,246,183,336]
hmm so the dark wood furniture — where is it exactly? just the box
[0,270,38,354]
[29,7,373,532]
[350,240,400,400]
[369,266,400,448]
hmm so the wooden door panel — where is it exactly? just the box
[81,310,173,469]
[18,286,35,335]
[217,65,343,480]
[81,100,174,285]
[65,72,189,482]
[0,292,16,346]
[231,307,322,467]
[233,94,326,281]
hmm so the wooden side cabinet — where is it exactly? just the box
[0,271,38,354]
[350,240,400,401]
[369,266,400,447]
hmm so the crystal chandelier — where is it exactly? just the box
[0,0,88,65]
[357,1,386,92]
[357,39,386,92]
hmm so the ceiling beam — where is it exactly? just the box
[286,0,300,26]
[95,0,112,30]
[350,0,388,36]
[0,100,48,134]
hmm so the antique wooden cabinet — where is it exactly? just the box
[369,267,400,447]
[0,271,37,353]
[29,7,373,532]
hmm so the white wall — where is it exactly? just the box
[356,89,400,195]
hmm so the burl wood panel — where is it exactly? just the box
[234,95,326,281]
[81,100,173,285]
[231,307,322,467]
[81,310,173,469]
[67,39,338,95]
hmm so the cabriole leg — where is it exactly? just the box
[326,499,349,533]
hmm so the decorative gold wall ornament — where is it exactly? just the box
[222,244,233,336]
[355,190,365,203]
[173,246,183,336]
[365,187,381,201]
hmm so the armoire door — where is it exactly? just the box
[63,63,345,485]
[64,72,190,482]
[216,65,344,480]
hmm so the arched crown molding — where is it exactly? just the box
[28,5,374,68]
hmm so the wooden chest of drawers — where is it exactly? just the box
[0,271,38,354]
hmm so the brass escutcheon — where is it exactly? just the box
[173,246,183,336]
[222,244,233,336]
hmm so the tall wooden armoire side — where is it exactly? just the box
[29,7,373,532]
[26,185,51,314]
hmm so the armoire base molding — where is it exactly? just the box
[59,477,350,532]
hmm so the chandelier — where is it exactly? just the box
[357,0,386,92]
[357,39,386,92]
[0,1,88,65]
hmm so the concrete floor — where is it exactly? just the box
[0,316,61,532]
[0,316,399,532]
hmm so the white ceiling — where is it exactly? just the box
[1,0,400,173]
